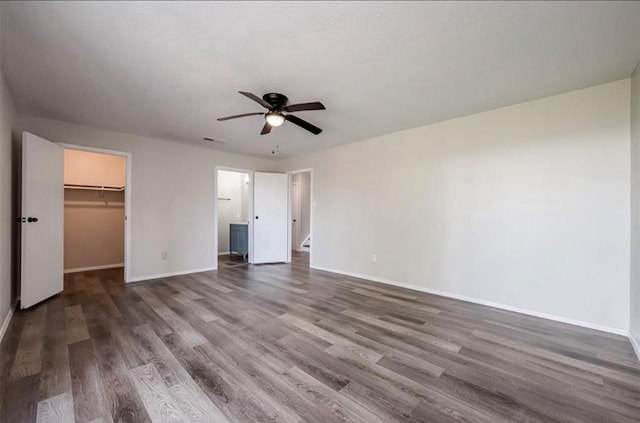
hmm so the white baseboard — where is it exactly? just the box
[310,265,628,336]
[128,266,217,283]
[218,251,230,256]
[0,304,16,344]
[630,333,640,361]
[64,263,124,273]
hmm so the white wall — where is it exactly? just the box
[280,79,631,333]
[217,170,248,254]
[0,69,17,335]
[631,61,640,355]
[15,115,277,281]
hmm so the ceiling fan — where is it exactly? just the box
[217,92,325,135]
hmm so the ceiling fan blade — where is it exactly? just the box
[217,112,264,121]
[239,91,272,109]
[282,102,326,113]
[285,114,322,135]
[260,122,272,135]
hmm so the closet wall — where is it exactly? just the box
[64,149,125,271]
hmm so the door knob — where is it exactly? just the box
[27,217,38,223]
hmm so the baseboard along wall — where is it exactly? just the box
[0,304,15,344]
[630,333,640,361]
[64,263,124,273]
[128,266,217,283]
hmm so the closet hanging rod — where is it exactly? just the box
[64,184,125,192]
[64,200,125,207]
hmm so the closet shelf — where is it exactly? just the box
[64,183,125,192]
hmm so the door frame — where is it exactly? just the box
[290,179,301,252]
[287,168,313,265]
[215,166,254,267]
[58,143,133,283]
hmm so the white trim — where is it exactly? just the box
[310,265,629,336]
[0,304,16,344]
[128,266,217,283]
[630,333,640,361]
[64,263,124,273]
[58,143,133,283]
[218,251,230,256]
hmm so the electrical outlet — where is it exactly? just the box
[371,254,377,263]
[161,251,168,260]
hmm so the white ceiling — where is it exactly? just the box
[2,1,640,158]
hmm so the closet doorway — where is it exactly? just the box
[288,169,313,267]
[216,168,252,268]
[61,144,131,282]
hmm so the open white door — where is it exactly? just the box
[21,132,64,309]
[253,172,288,264]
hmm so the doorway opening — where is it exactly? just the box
[63,148,127,279]
[217,169,251,268]
[289,169,312,268]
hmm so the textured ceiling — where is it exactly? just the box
[2,1,640,158]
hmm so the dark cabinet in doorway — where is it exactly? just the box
[230,223,248,259]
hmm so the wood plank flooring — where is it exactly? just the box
[1,252,639,422]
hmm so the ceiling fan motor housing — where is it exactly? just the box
[263,92,288,109]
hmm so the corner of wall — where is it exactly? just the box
[0,68,19,342]
[630,57,640,359]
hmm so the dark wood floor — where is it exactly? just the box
[1,252,639,423]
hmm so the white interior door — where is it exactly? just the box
[253,172,288,264]
[21,132,64,309]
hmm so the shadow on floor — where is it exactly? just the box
[218,254,249,268]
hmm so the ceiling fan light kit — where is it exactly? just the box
[217,91,325,135]
[265,112,285,127]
